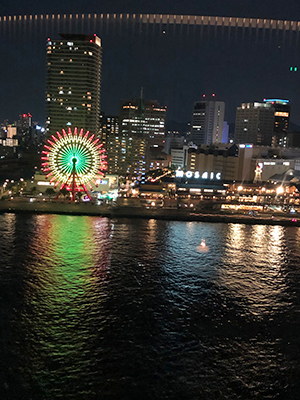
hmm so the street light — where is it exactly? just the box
[276,186,284,195]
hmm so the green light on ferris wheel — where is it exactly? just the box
[60,146,91,175]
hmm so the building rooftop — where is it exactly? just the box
[58,33,101,46]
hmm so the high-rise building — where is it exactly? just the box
[99,113,120,175]
[16,114,45,149]
[115,97,166,177]
[45,34,102,137]
[234,102,275,145]
[100,109,150,177]
[191,100,225,145]
[99,113,119,148]
[17,113,32,148]
[119,98,166,139]
[263,99,290,146]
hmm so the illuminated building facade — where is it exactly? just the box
[14,114,45,149]
[263,99,290,147]
[118,98,167,177]
[191,100,225,145]
[120,98,166,139]
[46,34,102,137]
[0,123,18,148]
[107,134,147,176]
[234,102,275,145]
[149,158,170,170]
[171,145,190,168]
[253,159,300,182]
[99,114,120,174]
[99,114,119,147]
[27,172,118,195]
[6,124,17,140]
[100,112,148,176]
[17,113,32,148]
[186,144,254,181]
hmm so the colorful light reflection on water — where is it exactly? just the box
[0,214,300,399]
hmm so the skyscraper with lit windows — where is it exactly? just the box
[263,99,290,147]
[191,100,225,145]
[117,97,166,177]
[234,102,275,145]
[45,34,102,137]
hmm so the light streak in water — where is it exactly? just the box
[197,238,209,253]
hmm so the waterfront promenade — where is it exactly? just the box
[0,199,299,226]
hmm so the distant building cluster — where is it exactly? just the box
[2,31,300,191]
[0,114,45,153]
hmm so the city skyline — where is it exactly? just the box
[0,3,300,127]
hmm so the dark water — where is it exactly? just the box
[1,213,300,400]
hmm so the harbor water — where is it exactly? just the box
[0,213,300,399]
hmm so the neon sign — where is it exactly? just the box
[175,170,221,180]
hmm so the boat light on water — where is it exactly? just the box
[197,238,209,253]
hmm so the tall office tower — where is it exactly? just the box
[191,100,225,145]
[263,99,290,146]
[120,98,166,139]
[117,97,167,177]
[234,102,275,145]
[46,34,102,137]
[17,113,32,148]
[99,113,120,175]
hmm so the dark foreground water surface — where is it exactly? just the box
[1,213,300,400]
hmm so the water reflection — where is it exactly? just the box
[0,215,299,399]
[19,215,112,398]
[0,214,16,263]
[220,224,289,319]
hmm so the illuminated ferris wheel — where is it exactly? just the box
[41,127,107,201]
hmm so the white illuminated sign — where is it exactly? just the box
[37,181,54,186]
[175,170,221,180]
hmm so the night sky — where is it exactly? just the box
[1,0,300,127]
